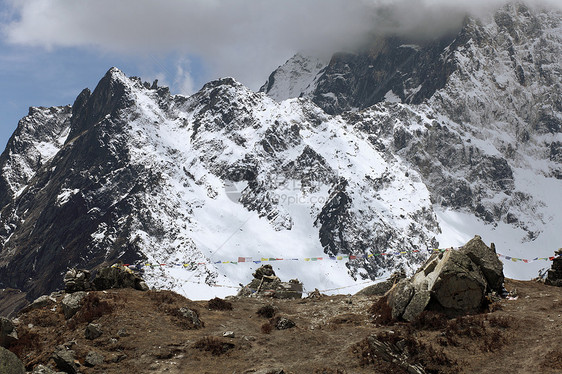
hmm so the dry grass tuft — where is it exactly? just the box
[256,304,276,318]
[368,296,394,325]
[207,297,233,311]
[193,336,234,356]
[409,311,448,331]
[261,322,273,334]
[73,293,114,324]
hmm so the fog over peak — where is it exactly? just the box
[2,0,561,91]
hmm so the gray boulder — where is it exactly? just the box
[52,346,78,374]
[61,292,87,319]
[0,347,25,374]
[23,295,56,312]
[386,236,501,321]
[84,323,102,340]
[178,308,202,328]
[274,317,296,330]
[84,351,104,367]
[0,317,18,348]
[459,236,504,292]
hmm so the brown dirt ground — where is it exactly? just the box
[6,278,562,374]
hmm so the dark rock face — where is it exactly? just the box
[0,70,167,300]
[310,35,457,115]
[0,289,28,318]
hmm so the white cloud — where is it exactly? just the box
[2,0,561,89]
[174,56,196,96]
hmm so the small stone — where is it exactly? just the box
[110,353,127,363]
[253,369,285,374]
[223,331,235,338]
[117,328,130,337]
[84,351,104,367]
[179,307,202,328]
[31,364,57,374]
[62,340,76,349]
[275,317,296,330]
[85,323,102,340]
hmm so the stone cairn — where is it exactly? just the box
[238,264,303,299]
[545,249,562,287]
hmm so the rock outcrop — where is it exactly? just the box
[386,236,504,320]
[92,265,149,291]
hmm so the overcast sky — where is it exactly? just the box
[0,0,561,147]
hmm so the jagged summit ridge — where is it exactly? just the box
[0,68,440,300]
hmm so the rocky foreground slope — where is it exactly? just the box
[1,277,561,374]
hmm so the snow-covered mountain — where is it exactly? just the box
[0,2,560,301]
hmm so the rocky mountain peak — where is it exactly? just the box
[0,1,560,304]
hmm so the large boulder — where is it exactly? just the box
[0,317,18,348]
[92,265,148,291]
[0,346,25,374]
[459,236,504,293]
[386,236,502,321]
